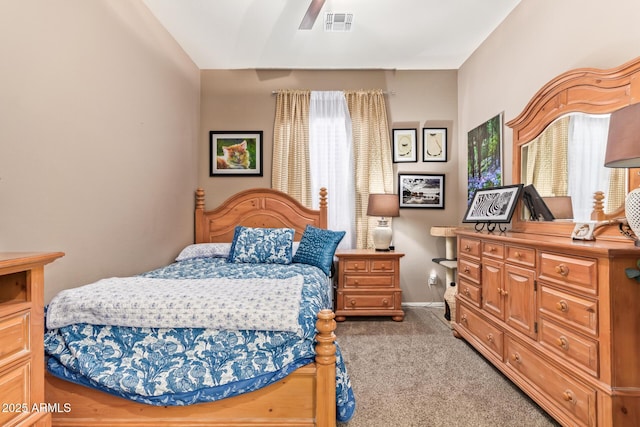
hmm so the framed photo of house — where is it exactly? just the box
[422,128,447,162]
[392,129,417,163]
[398,173,445,209]
[210,131,263,176]
[467,113,503,204]
[462,184,523,223]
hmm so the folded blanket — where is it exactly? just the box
[46,275,304,333]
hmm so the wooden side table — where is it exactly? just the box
[334,249,404,321]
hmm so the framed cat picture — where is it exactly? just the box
[210,131,263,176]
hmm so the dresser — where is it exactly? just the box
[454,230,639,426]
[0,252,64,427]
[334,249,404,321]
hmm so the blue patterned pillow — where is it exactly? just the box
[228,226,295,264]
[292,225,345,275]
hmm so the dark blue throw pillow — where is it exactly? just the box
[292,225,346,275]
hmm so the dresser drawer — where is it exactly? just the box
[539,317,599,377]
[458,279,481,307]
[506,245,536,268]
[338,291,399,311]
[458,304,503,359]
[0,310,30,370]
[343,274,394,288]
[482,241,504,259]
[539,285,598,336]
[506,337,596,426]
[539,252,597,295]
[459,237,481,259]
[0,360,31,427]
[371,259,396,273]
[458,258,481,284]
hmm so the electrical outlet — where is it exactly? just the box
[428,273,437,286]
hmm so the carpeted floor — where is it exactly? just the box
[335,307,561,427]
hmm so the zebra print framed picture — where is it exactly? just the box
[462,184,523,225]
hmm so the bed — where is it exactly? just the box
[44,187,354,427]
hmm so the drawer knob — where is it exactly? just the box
[380,265,387,270]
[464,245,471,252]
[350,299,356,306]
[382,299,389,306]
[463,266,470,273]
[489,246,496,252]
[464,288,471,296]
[556,336,569,351]
[555,263,569,276]
[486,333,494,343]
[556,300,568,312]
[461,314,468,323]
[514,251,522,258]
[562,390,577,405]
[354,279,360,285]
[511,352,522,364]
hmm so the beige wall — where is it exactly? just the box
[457,0,640,218]
[200,69,458,303]
[0,1,200,302]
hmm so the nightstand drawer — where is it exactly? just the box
[0,360,31,427]
[342,259,369,273]
[343,274,394,288]
[371,259,396,272]
[0,310,30,370]
[339,291,399,310]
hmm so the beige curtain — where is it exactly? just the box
[344,90,394,249]
[524,116,569,196]
[272,90,312,206]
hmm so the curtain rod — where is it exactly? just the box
[271,90,395,95]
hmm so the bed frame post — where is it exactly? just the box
[319,187,328,229]
[315,309,337,427]
[195,188,205,243]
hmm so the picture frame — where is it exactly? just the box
[398,173,445,209]
[422,128,447,162]
[210,131,263,176]
[467,113,503,204]
[392,129,417,163]
[462,184,523,223]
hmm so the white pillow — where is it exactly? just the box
[175,243,232,261]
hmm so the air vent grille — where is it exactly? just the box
[325,12,353,32]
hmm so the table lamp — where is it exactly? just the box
[604,102,640,245]
[367,193,400,251]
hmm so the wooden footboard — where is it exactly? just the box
[45,310,337,427]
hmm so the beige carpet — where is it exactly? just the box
[335,307,560,427]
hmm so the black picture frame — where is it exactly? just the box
[422,128,447,162]
[522,184,555,221]
[398,173,445,209]
[210,131,263,176]
[392,129,417,163]
[462,184,523,223]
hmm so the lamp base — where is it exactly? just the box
[625,188,640,245]
[372,218,393,251]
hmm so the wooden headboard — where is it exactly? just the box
[195,187,328,243]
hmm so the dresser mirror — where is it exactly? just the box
[507,56,640,239]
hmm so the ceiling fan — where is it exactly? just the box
[299,0,326,30]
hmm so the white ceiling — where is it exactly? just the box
[142,0,522,70]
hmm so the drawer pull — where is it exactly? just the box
[488,246,496,252]
[556,300,569,312]
[511,352,522,364]
[464,244,471,252]
[354,280,360,285]
[380,265,387,270]
[486,333,494,343]
[555,263,569,276]
[349,299,356,306]
[464,288,471,296]
[461,314,468,323]
[556,336,569,351]
[514,251,522,258]
[562,390,577,405]
[382,299,389,306]
[463,266,470,273]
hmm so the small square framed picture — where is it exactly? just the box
[392,129,417,163]
[423,128,447,162]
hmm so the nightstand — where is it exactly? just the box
[334,249,404,321]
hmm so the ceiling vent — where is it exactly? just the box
[324,12,353,32]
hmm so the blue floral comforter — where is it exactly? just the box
[44,258,355,422]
